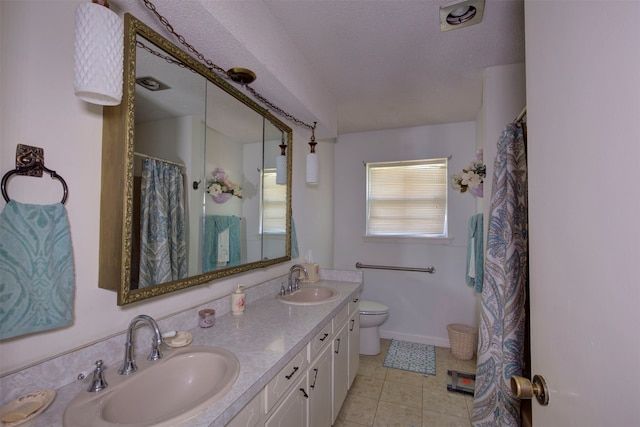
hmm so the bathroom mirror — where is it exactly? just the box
[99,14,292,305]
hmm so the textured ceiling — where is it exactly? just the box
[112,0,525,137]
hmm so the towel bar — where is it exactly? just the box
[355,262,435,274]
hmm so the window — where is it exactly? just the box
[366,158,448,238]
[261,169,287,233]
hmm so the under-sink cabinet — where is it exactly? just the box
[227,293,360,427]
[308,344,333,427]
[331,321,349,424]
[348,304,360,388]
[225,392,262,427]
[264,348,308,413]
[265,373,308,427]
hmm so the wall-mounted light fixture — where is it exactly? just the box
[73,0,123,105]
[306,122,319,184]
[276,136,287,185]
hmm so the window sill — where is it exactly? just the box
[363,235,453,245]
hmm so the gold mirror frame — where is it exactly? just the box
[99,14,292,305]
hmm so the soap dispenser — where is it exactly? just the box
[231,285,246,315]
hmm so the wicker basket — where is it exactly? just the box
[447,324,478,360]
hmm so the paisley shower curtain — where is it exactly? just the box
[472,123,528,426]
[138,158,187,289]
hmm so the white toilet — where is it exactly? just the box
[359,300,390,355]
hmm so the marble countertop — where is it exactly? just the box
[29,280,362,427]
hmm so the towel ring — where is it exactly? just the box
[1,161,69,204]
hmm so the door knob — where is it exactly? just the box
[511,374,549,406]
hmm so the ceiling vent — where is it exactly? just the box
[440,0,485,32]
[136,76,170,91]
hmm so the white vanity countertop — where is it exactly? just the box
[31,280,362,427]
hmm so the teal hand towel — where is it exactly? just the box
[0,201,75,339]
[466,213,484,293]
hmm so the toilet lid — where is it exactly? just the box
[359,300,389,315]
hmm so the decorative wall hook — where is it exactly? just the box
[15,144,45,177]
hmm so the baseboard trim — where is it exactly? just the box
[379,330,450,348]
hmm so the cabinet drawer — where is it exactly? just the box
[333,304,349,332]
[349,294,360,315]
[264,348,308,413]
[308,321,332,362]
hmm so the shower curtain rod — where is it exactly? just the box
[134,152,185,168]
[355,262,435,274]
[515,107,527,123]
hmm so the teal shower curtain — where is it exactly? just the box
[138,158,187,289]
[472,123,528,426]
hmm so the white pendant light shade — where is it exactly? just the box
[276,154,287,185]
[73,1,124,106]
[306,151,319,184]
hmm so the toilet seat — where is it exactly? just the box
[359,300,389,315]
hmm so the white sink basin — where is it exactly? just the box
[63,346,239,427]
[277,286,340,305]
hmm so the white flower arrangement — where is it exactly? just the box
[451,159,486,194]
[206,168,242,199]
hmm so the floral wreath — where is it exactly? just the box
[451,150,486,195]
[206,168,242,199]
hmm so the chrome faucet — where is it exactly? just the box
[119,314,163,375]
[287,264,309,293]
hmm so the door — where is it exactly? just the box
[526,1,640,425]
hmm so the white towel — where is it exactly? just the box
[217,228,229,267]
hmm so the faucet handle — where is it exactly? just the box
[147,338,163,361]
[87,360,108,392]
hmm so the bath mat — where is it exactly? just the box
[383,339,436,376]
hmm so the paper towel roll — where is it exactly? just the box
[302,263,319,282]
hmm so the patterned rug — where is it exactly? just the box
[383,339,436,376]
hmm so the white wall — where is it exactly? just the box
[478,63,526,231]
[293,138,335,268]
[333,123,479,346]
[0,0,333,375]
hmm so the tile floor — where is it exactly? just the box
[335,339,477,427]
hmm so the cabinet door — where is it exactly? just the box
[332,323,349,424]
[265,374,308,427]
[347,311,360,389]
[308,345,332,427]
[226,391,262,427]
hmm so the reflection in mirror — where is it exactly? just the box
[131,35,206,289]
[261,121,289,260]
[99,14,292,305]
